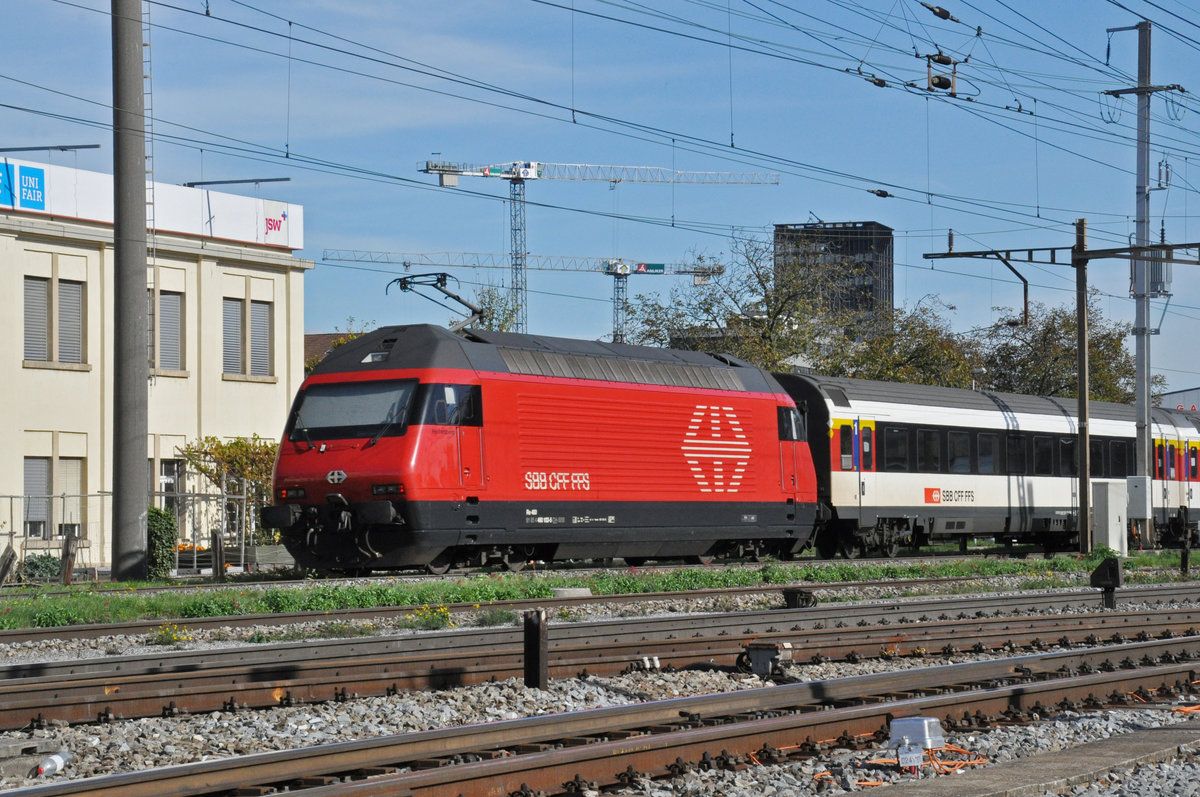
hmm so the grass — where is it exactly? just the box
[0,548,1195,630]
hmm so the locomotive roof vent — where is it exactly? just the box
[360,337,398,364]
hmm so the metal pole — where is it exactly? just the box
[509,178,528,333]
[612,273,628,343]
[1075,219,1091,554]
[1133,21,1152,533]
[111,0,149,581]
[523,609,548,689]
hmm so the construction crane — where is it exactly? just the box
[418,160,778,332]
[321,250,721,343]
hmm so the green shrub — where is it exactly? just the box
[21,553,60,580]
[147,507,178,581]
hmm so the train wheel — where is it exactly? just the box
[425,552,453,575]
[814,529,839,560]
[882,540,900,558]
[839,540,862,560]
[503,554,527,572]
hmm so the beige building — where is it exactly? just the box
[0,159,311,569]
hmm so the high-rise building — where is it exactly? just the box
[773,221,894,315]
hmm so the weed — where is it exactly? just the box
[149,622,195,646]
[475,608,518,627]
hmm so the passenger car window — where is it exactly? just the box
[1033,436,1054,476]
[1006,434,1025,474]
[978,433,997,474]
[948,431,970,474]
[884,427,910,472]
[917,429,941,473]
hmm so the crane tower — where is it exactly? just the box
[419,160,778,332]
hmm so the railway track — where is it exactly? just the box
[8,638,1200,796]
[4,585,1200,730]
[1,577,1196,645]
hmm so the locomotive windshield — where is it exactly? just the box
[287,379,417,442]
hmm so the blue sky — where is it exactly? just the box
[7,0,1200,390]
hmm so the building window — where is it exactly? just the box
[150,290,184,371]
[23,457,85,539]
[23,457,50,538]
[151,458,185,517]
[223,297,273,376]
[24,277,84,364]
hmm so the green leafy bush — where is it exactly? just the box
[147,507,178,581]
[21,553,60,580]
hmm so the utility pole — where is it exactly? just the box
[925,227,1200,554]
[1104,20,1184,544]
[1074,219,1091,554]
[111,0,149,580]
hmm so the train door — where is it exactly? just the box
[431,384,485,491]
[1188,441,1199,512]
[835,418,876,526]
[778,406,801,496]
[856,419,878,526]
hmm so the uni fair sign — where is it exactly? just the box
[0,163,45,210]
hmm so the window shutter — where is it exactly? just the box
[159,292,182,370]
[23,277,49,361]
[58,280,83,363]
[23,457,51,537]
[222,298,243,374]
[59,458,83,529]
[250,300,272,376]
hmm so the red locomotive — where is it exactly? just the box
[262,324,820,572]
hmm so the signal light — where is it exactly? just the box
[277,487,306,500]
[372,483,405,496]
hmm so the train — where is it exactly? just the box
[261,324,1199,572]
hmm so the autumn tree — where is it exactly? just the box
[177,435,279,545]
[973,290,1160,403]
[465,280,520,332]
[305,316,375,374]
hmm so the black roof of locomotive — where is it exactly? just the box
[786,372,1200,431]
[309,324,782,394]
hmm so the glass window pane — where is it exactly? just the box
[1034,436,1054,476]
[884,427,910,472]
[1111,441,1129,478]
[1060,438,1078,476]
[978,433,997,474]
[1007,434,1025,474]
[948,431,970,473]
[861,427,874,471]
[917,429,941,473]
[839,425,853,470]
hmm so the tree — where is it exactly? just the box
[626,238,866,371]
[974,290,1160,403]
[809,298,979,388]
[465,281,520,332]
[177,435,279,545]
[305,316,375,375]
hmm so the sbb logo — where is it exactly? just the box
[924,487,941,504]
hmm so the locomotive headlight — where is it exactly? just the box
[371,483,404,496]
[277,487,306,500]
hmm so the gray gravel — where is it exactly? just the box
[2,574,1199,793]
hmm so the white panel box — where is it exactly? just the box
[1127,476,1152,521]
[1094,480,1128,555]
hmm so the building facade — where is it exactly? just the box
[773,221,894,316]
[1,159,310,568]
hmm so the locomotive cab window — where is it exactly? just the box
[777,407,805,441]
[418,384,483,426]
[288,379,417,441]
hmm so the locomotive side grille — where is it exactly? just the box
[499,348,745,392]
